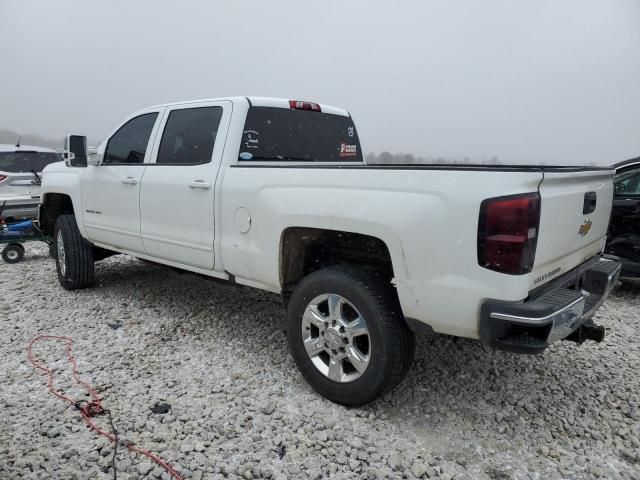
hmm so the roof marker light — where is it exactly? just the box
[289,100,321,112]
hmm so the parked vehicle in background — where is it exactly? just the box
[606,156,640,277]
[0,144,62,222]
[39,96,620,406]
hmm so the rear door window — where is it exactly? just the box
[156,107,223,165]
[0,152,61,172]
[238,107,363,162]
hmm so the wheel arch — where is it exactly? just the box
[279,226,403,303]
[40,192,79,236]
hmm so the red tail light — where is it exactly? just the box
[289,100,321,112]
[0,175,6,182]
[478,192,540,275]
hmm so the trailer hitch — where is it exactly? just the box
[563,319,606,345]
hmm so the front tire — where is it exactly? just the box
[54,214,95,290]
[287,266,415,406]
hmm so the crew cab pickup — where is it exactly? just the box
[39,96,620,406]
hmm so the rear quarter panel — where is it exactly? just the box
[220,165,544,339]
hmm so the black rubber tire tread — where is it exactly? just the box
[287,265,415,406]
[54,214,95,290]
[2,244,25,264]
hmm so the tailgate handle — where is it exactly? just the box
[583,192,597,214]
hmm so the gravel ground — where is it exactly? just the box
[1,243,639,480]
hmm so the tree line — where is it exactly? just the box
[366,152,502,165]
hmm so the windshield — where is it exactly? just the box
[0,151,62,173]
[239,107,363,163]
[614,170,640,196]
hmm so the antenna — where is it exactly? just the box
[15,136,21,148]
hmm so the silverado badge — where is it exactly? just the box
[578,219,593,236]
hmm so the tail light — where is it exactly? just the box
[478,192,540,275]
[289,100,321,112]
[0,175,6,182]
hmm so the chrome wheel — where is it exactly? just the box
[56,230,66,276]
[301,293,371,383]
[6,249,18,261]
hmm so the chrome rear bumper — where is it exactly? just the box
[480,255,621,353]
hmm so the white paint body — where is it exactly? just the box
[40,97,615,340]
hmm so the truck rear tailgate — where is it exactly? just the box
[531,169,615,289]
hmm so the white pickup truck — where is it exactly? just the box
[39,96,620,406]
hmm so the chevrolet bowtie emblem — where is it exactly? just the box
[578,219,593,236]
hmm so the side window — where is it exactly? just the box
[103,113,158,165]
[157,107,223,165]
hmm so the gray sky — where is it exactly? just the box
[1,0,639,165]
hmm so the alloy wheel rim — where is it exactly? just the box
[57,230,65,276]
[301,293,371,383]
[6,250,18,260]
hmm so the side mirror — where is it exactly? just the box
[64,135,88,167]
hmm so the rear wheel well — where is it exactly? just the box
[280,227,395,303]
[40,194,74,236]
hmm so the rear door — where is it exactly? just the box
[140,101,231,268]
[531,169,615,287]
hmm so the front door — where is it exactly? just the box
[140,101,231,268]
[81,111,161,252]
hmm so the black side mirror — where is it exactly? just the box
[64,135,88,167]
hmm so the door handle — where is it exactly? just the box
[121,177,138,185]
[583,191,597,214]
[189,180,211,189]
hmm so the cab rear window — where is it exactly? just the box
[0,152,62,172]
[238,107,363,162]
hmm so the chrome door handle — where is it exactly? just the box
[121,177,138,185]
[189,180,211,189]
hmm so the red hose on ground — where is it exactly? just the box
[27,335,183,480]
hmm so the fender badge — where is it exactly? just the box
[578,219,592,236]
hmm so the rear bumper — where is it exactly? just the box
[0,196,40,220]
[480,255,621,353]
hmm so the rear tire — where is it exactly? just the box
[2,243,25,264]
[54,214,95,290]
[287,266,415,406]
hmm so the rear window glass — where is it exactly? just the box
[0,152,61,172]
[238,107,362,162]
[157,107,223,165]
